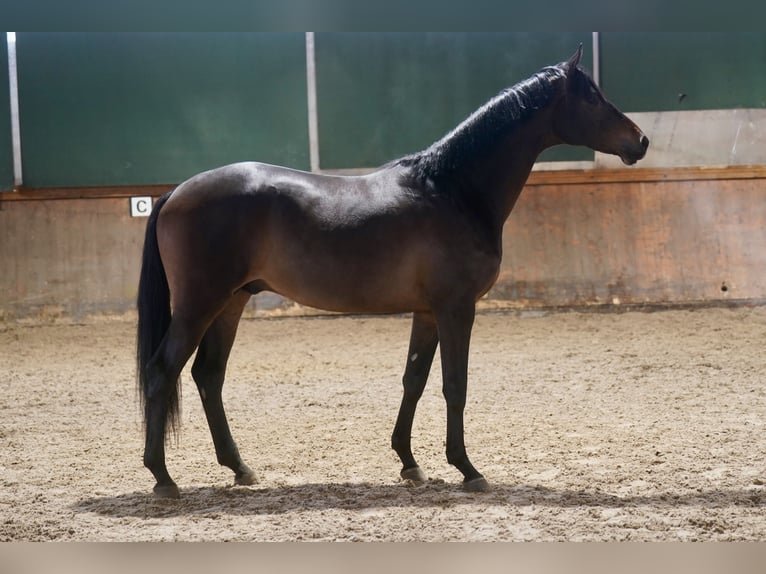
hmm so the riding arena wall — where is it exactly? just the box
[1,33,765,321]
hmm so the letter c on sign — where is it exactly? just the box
[130,196,153,217]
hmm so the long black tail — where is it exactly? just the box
[136,191,179,435]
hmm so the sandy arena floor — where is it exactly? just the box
[1,306,765,541]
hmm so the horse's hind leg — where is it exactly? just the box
[391,311,439,485]
[191,291,256,486]
[144,313,216,498]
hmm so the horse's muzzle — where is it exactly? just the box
[620,133,649,165]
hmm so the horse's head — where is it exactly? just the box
[553,45,648,165]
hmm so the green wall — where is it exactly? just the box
[601,33,766,112]
[2,33,764,189]
[315,32,594,169]
[16,32,309,187]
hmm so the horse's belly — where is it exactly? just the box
[264,266,426,314]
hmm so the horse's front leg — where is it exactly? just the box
[391,311,439,484]
[434,301,490,492]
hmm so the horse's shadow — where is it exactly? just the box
[72,480,765,520]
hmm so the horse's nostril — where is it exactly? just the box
[640,134,649,149]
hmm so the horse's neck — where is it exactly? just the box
[427,75,565,233]
[459,107,560,234]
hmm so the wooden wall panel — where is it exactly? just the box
[495,177,766,307]
[1,171,765,320]
[0,197,147,320]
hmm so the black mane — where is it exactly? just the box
[397,65,566,187]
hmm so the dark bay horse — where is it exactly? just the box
[137,46,648,498]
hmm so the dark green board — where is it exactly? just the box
[0,35,13,191]
[16,33,309,188]
[601,33,766,112]
[315,32,594,170]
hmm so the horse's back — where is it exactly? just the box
[165,161,307,208]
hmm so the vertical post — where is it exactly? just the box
[305,32,320,173]
[7,32,22,188]
[591,31,601,87]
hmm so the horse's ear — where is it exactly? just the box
[567,44,583,71]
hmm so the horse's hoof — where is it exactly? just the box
[153,482,181,499]
[234,470,257,486]
[463,476,491,493]
[401,466,428,486]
